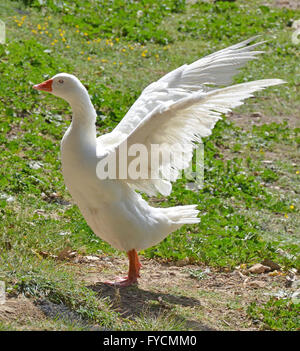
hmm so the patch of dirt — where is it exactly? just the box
[227,111,299,130]
[0,296,100,330]
[272,0,300,10]
[0,297,45,326]
[79,255,296,330]
[1,254,297,330]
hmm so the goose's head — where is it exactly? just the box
[33,73,87,105]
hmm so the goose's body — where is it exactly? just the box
[59,94,198,253]
[34,37,284,286]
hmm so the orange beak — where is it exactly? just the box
[33,78,53,92]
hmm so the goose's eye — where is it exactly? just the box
[58,79,64,84]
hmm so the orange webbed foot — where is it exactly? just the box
[104,249,141,287]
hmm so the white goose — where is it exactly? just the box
[33,37,284,286]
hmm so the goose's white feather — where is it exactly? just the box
[99,36,264,144]
[105,79,284,196]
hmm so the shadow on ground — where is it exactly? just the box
[89,282,215,330]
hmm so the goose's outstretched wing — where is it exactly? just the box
[105,36,264,142]
[100,79,284,196]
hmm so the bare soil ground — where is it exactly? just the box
[82,255,298,330]
[273,0,300,10]
[227,110,300,130]
[2,254,297,331]
[0,297,45,327]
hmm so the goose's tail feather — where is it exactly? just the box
[161,204,200,226]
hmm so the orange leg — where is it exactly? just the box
[105,249,141,287]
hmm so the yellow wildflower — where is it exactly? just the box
[141,49,148,57]
[290,205,294,210]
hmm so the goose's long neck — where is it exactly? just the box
[69,90,97,144]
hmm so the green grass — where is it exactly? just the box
[0,0,299,330]
[247,298,300,331]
